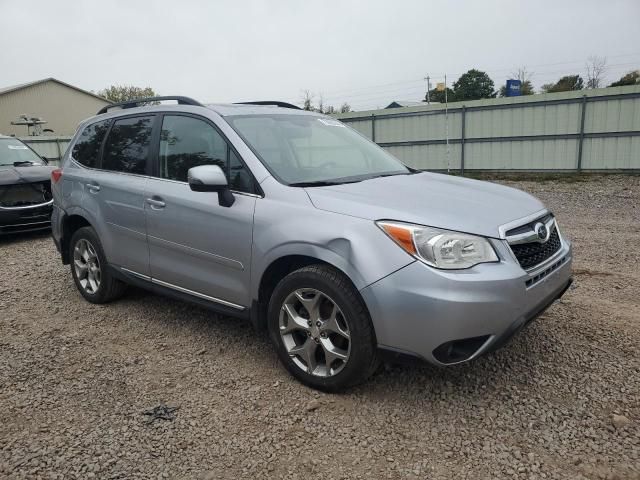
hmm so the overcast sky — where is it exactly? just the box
[1,0,638,111]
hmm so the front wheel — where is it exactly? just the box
[267,265,379,391]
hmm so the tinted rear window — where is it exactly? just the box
[102,116,154,175]
[71,120,110,168]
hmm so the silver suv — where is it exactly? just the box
[51,96,573,391]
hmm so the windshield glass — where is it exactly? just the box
[226,114,409,185]
[0,138,44,166]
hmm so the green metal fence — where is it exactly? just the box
[19,136,72,165]
[335,85,640,172]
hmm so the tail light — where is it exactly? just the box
[51,168,63,183]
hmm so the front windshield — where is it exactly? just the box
[0,138,44,166]
[226,114,409,185]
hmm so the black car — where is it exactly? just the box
[0,135,55,235]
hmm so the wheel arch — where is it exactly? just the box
[60,212,94,264]
[251,252,368,333]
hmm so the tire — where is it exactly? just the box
[69,226,126,304]
[267,264,379,392]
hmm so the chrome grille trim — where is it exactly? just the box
[504,213,564,271]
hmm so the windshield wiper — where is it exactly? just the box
[289,179,363,187]
[13,161,35,166]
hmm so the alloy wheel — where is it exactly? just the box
[279,288,351,377]
[73,239,101,294]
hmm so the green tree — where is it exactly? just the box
[424,87,455,103]
[339,102,352,113]
[541,75,584,93]
[98,85,158,103]
[609,70,640,87]
[452,69,496,100]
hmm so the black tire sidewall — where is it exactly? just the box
[69,226,111,304]
[267,266,377,392]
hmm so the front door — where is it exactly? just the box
[145,114,258,309]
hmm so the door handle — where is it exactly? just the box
[86,183,100,193]
[146,197,166,209]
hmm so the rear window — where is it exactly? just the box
[71,120,110,168]
[102,116,154,175]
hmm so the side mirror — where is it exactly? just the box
[187,164,235,207]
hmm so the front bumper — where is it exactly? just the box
[360,238,573,365]
[0,202,53,235]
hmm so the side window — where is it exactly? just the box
[229,149,254,192]
[102,116,154,175]
[159,115,255,193]
[71,120,110,168]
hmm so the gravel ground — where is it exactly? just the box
[1,174,638,480]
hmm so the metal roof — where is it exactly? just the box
[385,100,427,108]
[0,78,111,103]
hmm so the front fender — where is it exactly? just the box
[250,194,414,301]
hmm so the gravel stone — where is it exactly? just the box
[612,414,632,430]
[0,174,639,479]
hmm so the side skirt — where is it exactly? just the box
[108,265,251,321]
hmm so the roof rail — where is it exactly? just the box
[97,96,203,115]
[234,101,301,110]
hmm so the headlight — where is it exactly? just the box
[377,221,499,270]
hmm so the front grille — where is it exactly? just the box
[510,226,561,270]
[525,255,567,287]
[0,181,52,208]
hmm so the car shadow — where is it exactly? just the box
[104,284,552,399]
[0,229,51,246]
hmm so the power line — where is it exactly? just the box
[294,53,640,103]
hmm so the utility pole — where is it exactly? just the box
[444,74,450,173]
[424,75,431,104]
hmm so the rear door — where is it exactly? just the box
[82,114,156,277]
[145,113,258,309]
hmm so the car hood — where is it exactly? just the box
[305,172,546,238]
[0,165,55,186]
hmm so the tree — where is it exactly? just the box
[609,70,640,87]
[585,56,607,89]
[541,75,584,93]
[452,69,496,100]
[498,67,534,97]
[98,85,158,103]
[300,91,352,114]
[301,90,314,111]
[317,94,325,114]
[424,87,455,103]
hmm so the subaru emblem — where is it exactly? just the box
[534,222,548,242]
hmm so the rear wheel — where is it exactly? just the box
[69,226,126,303]
[268,265,379,391]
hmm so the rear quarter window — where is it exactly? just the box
[71,120,110,168]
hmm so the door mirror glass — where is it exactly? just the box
[187,165,234,207]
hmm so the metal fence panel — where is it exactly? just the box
[384,144,461,170]
[348,119,373,140]
[336,85,640,171]
[19,136,71,164]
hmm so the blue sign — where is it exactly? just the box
[506,79,522,97]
